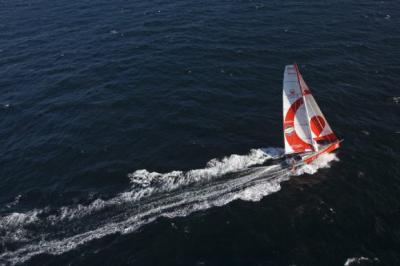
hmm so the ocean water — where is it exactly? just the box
[0,0,399,265]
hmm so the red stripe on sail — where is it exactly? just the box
[313,133,337,142]
[284,97,314,153]
[310,115,325,136]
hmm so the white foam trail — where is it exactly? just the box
[0,210,41,228]
[344,256,379,266]
[1,165,286,265]
[294,152,339,176]
[47,148,284,222]
[129,147,283,191]
[0,148,338,265]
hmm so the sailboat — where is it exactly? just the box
[283,64,341,166]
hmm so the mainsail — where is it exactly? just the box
[283,64,337,155]
[283,65,314,154]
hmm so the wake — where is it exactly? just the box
[0,148,338,265]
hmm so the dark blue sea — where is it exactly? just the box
[1,0,399,265]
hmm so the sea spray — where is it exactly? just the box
[0,148,337,265]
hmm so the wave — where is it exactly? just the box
[128,147,284,197]
[344,256,380,266]
[0,148,338,265]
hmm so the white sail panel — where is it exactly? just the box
[297,70,337,150]
[283,65,314,155]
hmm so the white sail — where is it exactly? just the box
[297,68,338,151]
[282,65,314,155]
